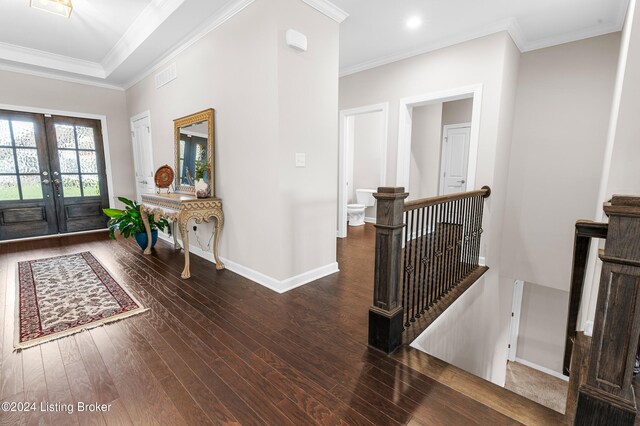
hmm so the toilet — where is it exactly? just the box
[347,189,376,227]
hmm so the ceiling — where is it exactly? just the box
[0,0,630,89]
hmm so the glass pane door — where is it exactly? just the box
[0,110,58,240]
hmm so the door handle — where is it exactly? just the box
[457,180,466,184]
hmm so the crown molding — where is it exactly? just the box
[339,19,517,78]
[300,0,349,23]
[101,0,186,76]
[0,41,105,78]
[122,0,255,90]
[339,12,626,78]
[0,63,124,91]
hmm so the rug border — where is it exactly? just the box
[14,251,149,351]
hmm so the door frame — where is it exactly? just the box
[0,103,115,208]
[508,279,524,362]
[396,84,482,192]
[337,102,388,238]
[439,123,471,195]
[130,110,153,202]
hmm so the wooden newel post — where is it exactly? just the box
[368,187,409,354]
[575,196,640,425]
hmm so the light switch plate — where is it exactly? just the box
[295,153,306,167]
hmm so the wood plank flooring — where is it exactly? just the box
[0,225,561,425]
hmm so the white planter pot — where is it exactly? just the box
[195,178,209,198]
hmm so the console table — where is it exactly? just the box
[140,193,224,279]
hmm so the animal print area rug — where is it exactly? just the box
[15,252,147,350]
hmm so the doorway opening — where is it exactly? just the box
[397,85,482,199]
[0,109,111,240]
[337,103,388,238]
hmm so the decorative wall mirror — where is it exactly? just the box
[174,108,215,196]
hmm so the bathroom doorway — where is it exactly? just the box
[337,103,388,238]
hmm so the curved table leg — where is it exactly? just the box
[172,220,180,250]
[141,209,153,255]
[178,217,191,279]
[212,212,225,270]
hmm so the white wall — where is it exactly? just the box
[126,0,339,288]
[340,31,521,386]
[0,70,134,205]
[501,33,620,294]
[352,111,384,219]
[411,276,507,385]
[409,103,442,199]
[516,282,569,372]
[582,0,640,328]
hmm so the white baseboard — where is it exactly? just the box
[513,357,569,382]
[157,233,339,294]
[364,216,376,224]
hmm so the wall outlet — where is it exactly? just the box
[295,153,306,167]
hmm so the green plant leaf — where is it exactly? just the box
[103,208,124,218]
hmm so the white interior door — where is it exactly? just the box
[131,114,155,202]
[440,124,471,195]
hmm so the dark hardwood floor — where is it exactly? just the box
[0,225,562,425]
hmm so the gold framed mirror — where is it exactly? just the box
[174,108,215,196]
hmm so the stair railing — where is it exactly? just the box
[368,186,491,354]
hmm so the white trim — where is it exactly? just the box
[0,63,124,91]
[157,233,339,293]
[300,0,349,23]
[439,123,472,195]
[520,21,624,52]
[0,103,116,208]
[0,41,105,78]
[338,15,624,77]
[364,216,376,224]
[396,85,482,194]
[0,228,108,245]
[102,0,186,76]
[338,102,389,238]
[513,358,569,382]
[123,0,256,89]
[508,280,524,362]
[180,130,208,139]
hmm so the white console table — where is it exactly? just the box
[140,192,224,279]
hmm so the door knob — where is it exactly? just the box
[42,179,50,184]
[457,180,466,184]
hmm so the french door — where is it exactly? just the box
[0,110,109,240]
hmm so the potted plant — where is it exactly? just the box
[194,159,209,198]
[103,197,169,251]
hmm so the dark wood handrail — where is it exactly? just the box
[563,220,608,376]
[403,186,491,212]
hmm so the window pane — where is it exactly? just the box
[11,121,36,147]
[58,150,78,173]
[79,151,97,173]
[0,175,19,201]
[20,175,43,200]
[81,174,100,196]
[55,124,76,148]
[61,175,81,197]
[77,126,95,150]
[0,120,11,146]
[16,148,40,173]
[0,148,16,173]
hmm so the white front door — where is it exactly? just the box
[440,124,471,195]
[131,114,155,202]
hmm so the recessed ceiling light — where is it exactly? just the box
[406,16,422,29]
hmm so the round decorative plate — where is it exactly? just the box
[154,165,174,188]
